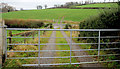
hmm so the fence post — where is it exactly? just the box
[33,31,34,39]
[24,33,26,43]
[9,31,12,49]
[0,20,7,68]
[98,30,101,63]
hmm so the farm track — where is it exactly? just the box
[60,31,103,67]
[33,31,56,67]
[40,31,56,64]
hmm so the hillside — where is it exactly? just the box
[3,9,98,22]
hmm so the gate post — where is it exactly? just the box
[0,20,7,68]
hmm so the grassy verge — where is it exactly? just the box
[55,31,78,67]
[3,31,52,67]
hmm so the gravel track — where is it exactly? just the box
[40,31,56,64]
[61,31,103,67]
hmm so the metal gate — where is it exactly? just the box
[5,28,120,66]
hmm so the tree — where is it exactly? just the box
[7,6,15,12]
[37,5,42,9]
[54,5,57,8]
[104,0,106,3]
[0,3,15,12]
[20,8,23,10]
[60,5,64,7]
[45,4,47,9]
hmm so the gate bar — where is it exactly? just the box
[7,36,120,39]
[7,48,120,53]
[22,60,120,66]
[7,54,120,59]
[70,31,72,64]
[98,30,101,62]
[38,31,40,66]
[6,28,120,31]
[7,42,120,46]
[5,30,7,59]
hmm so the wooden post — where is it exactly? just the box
[24,33,26,43]
[0,20,7,68]
[9,31,12,50]
[9,31,12,49]
[33,31,34,39]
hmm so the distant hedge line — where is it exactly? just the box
[5,19,45,28]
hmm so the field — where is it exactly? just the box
[75,3,118,8]
[3,9,98,22]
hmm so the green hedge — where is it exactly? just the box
[78,2,120,67]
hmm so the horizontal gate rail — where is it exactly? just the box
[6,54,120,59]
[6,28,120,66]
[22,60,120,66]
[7,42,120,46]
[7,48,120,53]
[7,36,120,39]
[6,28,120,31]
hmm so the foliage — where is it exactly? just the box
[49,23,53,28]
[64,24,72,29]
[5,19,45,28]
[78,2,120,67]
[0,3,16,12]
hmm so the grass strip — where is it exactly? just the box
[55,31,78,67]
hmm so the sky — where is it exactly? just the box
[1,0,119,10]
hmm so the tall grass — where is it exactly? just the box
[3,31,52,67]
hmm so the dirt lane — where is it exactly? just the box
[40,31,56,64]
[61,31,103,67]
[33,31,56,66]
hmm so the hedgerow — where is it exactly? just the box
[78,2,120,67]
[5,19,45,28]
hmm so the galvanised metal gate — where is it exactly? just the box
[5,28,120,66]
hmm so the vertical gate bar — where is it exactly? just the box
[98,30,101,62]
[5,29,7,59]
[70,31,72,64]
[38,30,40,66]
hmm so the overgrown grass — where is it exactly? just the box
[3,9,98,22]
[55,31,78,67]
[3,31,52,67]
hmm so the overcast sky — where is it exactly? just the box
[1,0,119,10]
